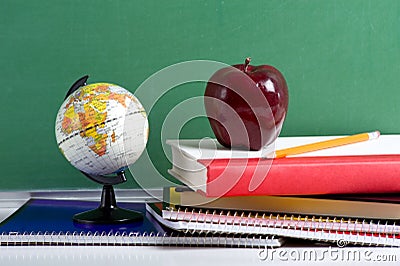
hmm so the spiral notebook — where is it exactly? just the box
[146,202,400,247]
[0,198,282,247]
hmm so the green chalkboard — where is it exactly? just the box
[1,0,400,190]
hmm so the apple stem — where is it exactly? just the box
[244,57,251,73]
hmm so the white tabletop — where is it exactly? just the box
[0,245,399,266]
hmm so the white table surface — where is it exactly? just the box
[0,245,399,266]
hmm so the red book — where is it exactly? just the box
[167,137,400,197]
[197,155,400,196]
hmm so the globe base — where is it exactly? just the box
[73,184,143,224]
[73,207,143,224]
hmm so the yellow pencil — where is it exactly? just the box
[275,131,380,158]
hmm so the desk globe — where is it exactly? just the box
[55,76,149,224]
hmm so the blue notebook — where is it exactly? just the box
[0,198,282,247]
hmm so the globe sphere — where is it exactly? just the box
[55,83,149,176]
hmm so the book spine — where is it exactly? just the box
[199,155,400,196]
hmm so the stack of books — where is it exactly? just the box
[146,135,400,246]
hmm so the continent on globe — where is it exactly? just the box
[55,83,149,176]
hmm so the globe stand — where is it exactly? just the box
[73,171,143,224]
[65,76,143,225]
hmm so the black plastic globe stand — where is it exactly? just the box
[66,76,143,224]
[73,171,143,224]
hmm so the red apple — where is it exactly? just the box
[204,58,289,151]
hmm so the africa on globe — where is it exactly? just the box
[55,82,149,176]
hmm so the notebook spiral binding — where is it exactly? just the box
[163,206,400,247]
[0,230,278,248]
